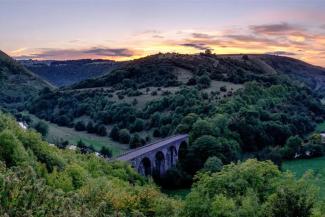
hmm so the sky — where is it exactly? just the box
[1,0,325,66]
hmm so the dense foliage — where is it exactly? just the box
[1,112,325,216]
[0,112,182,216]
[182,159,324,217]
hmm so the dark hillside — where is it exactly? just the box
[0,50,52,111]
[72,53,277,90]
[257,55,325,92]
[20,59,117,87]
[71,53,325,94]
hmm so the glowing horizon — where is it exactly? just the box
[1,0,325,66]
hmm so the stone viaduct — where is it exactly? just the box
[116,134,188,177]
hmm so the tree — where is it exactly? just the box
[130,133,142,149]
[191,119,213,140]
[186,135,221,173]
[100,146,112,158]
[132,98,138,106]
[150,112,161,127]
[186,77,197,86]
[160,124,171,137]
[96,124,107,136]
[203,156,223,173]
[56,115,71,127]
[133,118,145,132]
[263,176,317,217]
[77,139,89,154]
[197,74,211,88]
[211,195,236,217]
[119,129,130,144]
[0,130,29,166]
[86,121,95,133]
[33,120,49,137]
[153,128,160,137]
[220,86,227,92]
[74,121,86,131]
[282,136,303,159]
[110,125,119,141]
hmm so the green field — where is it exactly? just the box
[316,121,325,133]
[162,188,191,199]
[283,156,325,198]
[28,113,128,156]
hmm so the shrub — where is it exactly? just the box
[197,74,211,88]
[100,146,112,158]
[86,121,96,133]
[110,125,119,141]
[119,129,130,144]
[74,121,86,131]
[33,121,49,137]
[130,133,142,149]
[96,124,107,136]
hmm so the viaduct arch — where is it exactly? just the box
[116,134,188,176]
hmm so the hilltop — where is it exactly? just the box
[0,50,52,111]
[71,53,325,93]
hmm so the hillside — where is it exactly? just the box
[20,59,117,87]
[0,50,52,111]
[249,54,325,93]
[71,53,325,92]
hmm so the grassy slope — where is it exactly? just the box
[29,114,127,156]
[316,121,325,133]
[107,80,242,109]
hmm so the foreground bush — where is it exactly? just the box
[182,159,322,217]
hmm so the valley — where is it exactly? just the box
[1,50,325,216]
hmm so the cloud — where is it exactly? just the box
[14,47,135,60]
[69,39,81,43]
[180,42,210,50]
[250,23,304,35]
[83,47,134,57]
[321,24,325,29]
[191,33,215,39]
[225,34,275,43]
[152,35,164,39]
[265,51,297,56]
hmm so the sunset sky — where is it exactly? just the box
[1,0,325,66]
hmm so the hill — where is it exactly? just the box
[248,54,325,93]
[71,53,325,93]
[20,59,117,87]
[0,50,52,112]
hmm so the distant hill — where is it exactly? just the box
[71,53,325,93]
[0,50,52,111]
[20,59,117,87]
[255,55,325,92]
